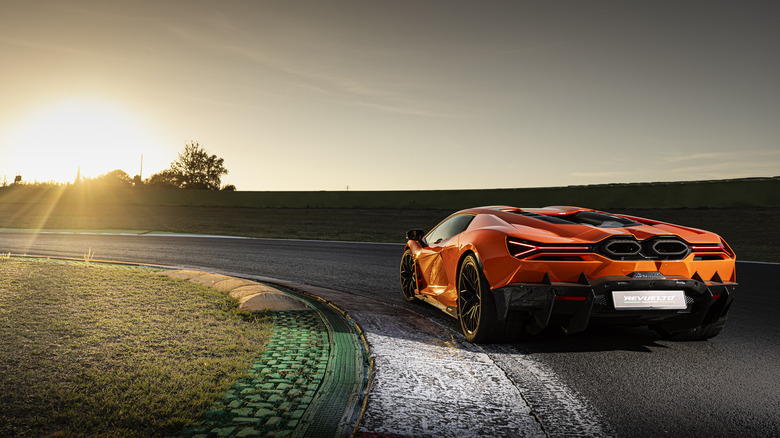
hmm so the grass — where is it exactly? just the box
[84,247,95,266]
[0,259,273,438]
[2,177,779,210]
[0,203,448,242]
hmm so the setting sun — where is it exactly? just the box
[3,100,163,184]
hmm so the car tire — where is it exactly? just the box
[457,254,498,343]
[399,249,419,303]
[654,315,728,341]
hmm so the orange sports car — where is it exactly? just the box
[400,206,736,343]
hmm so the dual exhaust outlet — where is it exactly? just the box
[600,237,690,260]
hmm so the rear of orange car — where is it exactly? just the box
[468,208,736,339]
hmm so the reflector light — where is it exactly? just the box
[555,296,588,301]
[712,294,721,300]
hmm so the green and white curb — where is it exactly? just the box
[179,310,331,438]
[166,270,370,438]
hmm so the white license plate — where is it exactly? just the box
[613,290,687,310]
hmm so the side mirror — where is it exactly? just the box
[406,229,425,242]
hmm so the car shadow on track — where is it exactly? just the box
[404,301,673,355]
[420,310,671,355]
[506,326,673,354]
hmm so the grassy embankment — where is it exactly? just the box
[0,258,272,438]
[0,177,778,261]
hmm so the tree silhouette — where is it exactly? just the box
[145,169,180,188]
[93,169,132,187]
[167,142,229,190]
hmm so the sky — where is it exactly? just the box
[1,0,778,191]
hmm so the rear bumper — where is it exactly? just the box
[491,275,736,335]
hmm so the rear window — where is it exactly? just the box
[513,211,641,228]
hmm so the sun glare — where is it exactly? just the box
[4,100,160,184]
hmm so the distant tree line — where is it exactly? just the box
[2,142,235,191]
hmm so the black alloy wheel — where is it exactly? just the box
[457,255,496,343]
[400,249,418,302]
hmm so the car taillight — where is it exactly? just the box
[721,239,736,258]
[692,240,735,259]
[507,238,590,259]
